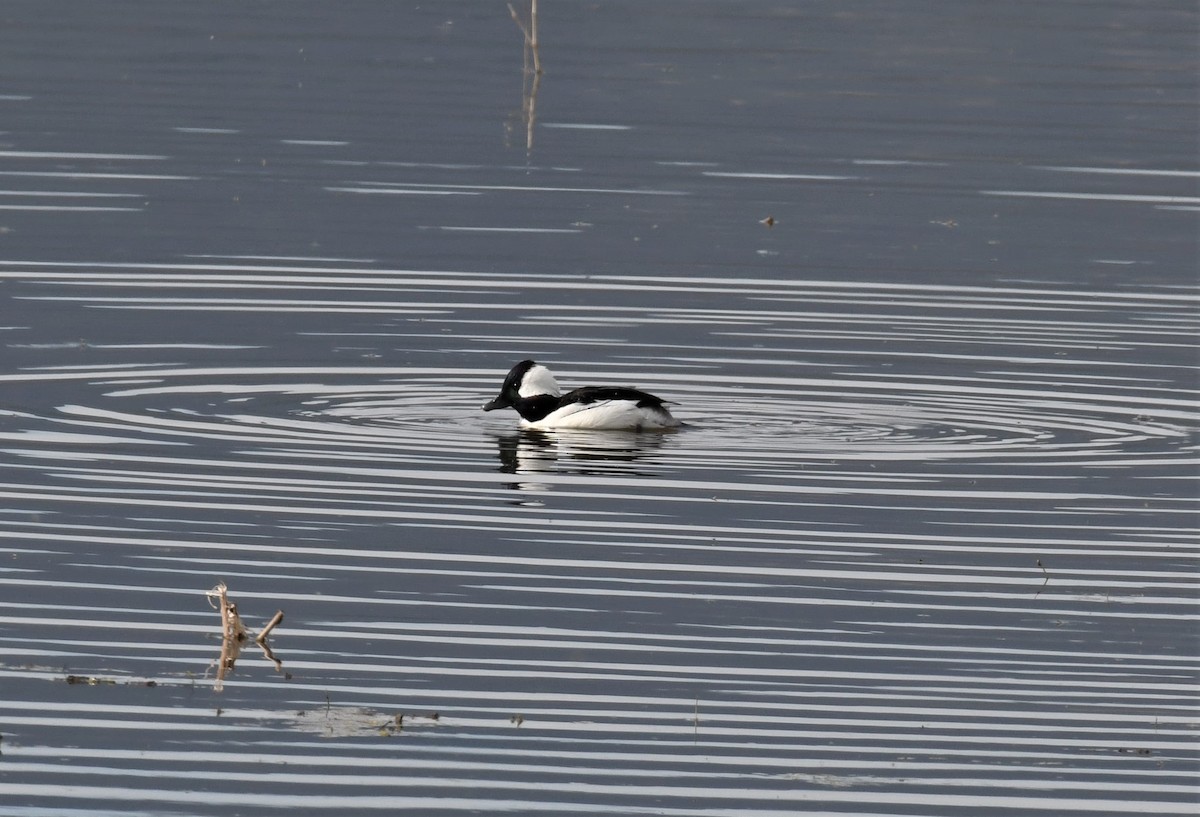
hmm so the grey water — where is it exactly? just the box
[0,2,1197,815]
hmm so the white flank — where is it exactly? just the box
[522,400,677,430]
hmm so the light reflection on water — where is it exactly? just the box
[1,257,1196,815]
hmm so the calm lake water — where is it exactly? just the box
[1,2,1197,815]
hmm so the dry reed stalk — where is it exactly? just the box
[507,0,543,75]
[206,582,285,690]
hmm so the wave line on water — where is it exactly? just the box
[0,171,195,180]
[0,205,144,212]
[0,150,166,160]
[981,190,1200,205]
[1033,165,1200,178]
[419,226,583,234]
[329,180,689,196]
[702,171,858,181]
[0,191,142,198]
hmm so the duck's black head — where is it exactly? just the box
[482,359,539,412]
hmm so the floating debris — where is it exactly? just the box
[62,674,161,688]
[288,707,441,739]
[65,674,116,686]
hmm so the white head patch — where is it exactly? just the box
[519,364,561,398]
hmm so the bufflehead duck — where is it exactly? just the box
[483,360,680,430]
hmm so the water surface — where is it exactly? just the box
[0,2,1197,815]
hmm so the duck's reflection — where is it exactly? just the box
[492,428,675,489]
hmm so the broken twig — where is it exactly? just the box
[206,582,285,690]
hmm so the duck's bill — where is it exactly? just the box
[482,396,508,411]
